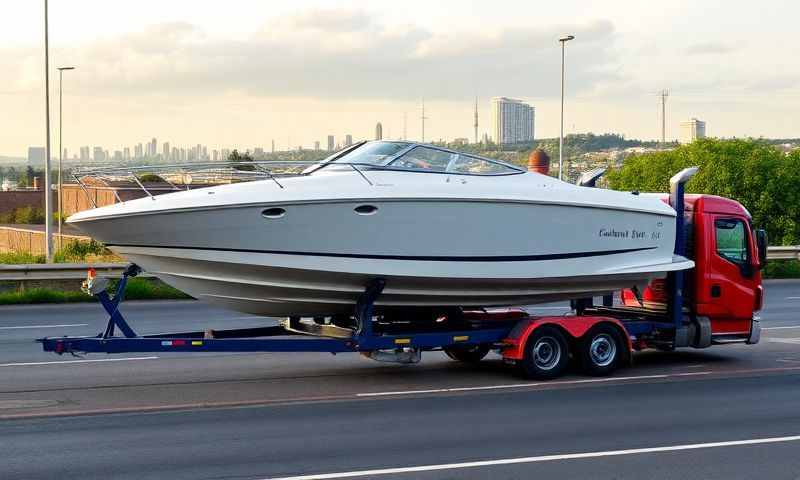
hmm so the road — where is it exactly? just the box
[1,279,798,479]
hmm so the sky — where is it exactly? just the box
[1,0,798,157]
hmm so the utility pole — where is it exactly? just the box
[473,97,479,144]
[43,0,54,263]
[660,89,669,146]
[420,100,428,143]
[57,66,75,250]
[558,34,575,182]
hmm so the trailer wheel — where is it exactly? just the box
[518,325,570,379]
[578,324,624,376]
[444,344,490,364]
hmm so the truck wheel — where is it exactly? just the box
[518,325,570,380]
[444,344,490,363]
[578,324,624,376]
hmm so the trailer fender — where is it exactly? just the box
[502,316,632,362]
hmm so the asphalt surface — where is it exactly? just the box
[1,279,799,480]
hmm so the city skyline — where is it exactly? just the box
[3,1,800,156]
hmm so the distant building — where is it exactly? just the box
[163,142,170,160]
[80,146,90,161]
[375,122,383,140]
[491,97,535,145]
[680,118,706,144]
[27,147,45,165]
[314,141,320,150]
[93,146,105,162]
[345,134,353,147]
[327,135,335,151]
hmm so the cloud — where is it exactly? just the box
[1,9,620,101]
[684,42,736,55]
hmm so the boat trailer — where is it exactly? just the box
[38,264,515,362]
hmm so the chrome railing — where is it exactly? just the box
[71,160,319,208]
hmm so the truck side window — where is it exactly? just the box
[715,219,749,264]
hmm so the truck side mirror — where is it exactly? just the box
[755,229,768,269]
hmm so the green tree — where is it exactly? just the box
[607,138,800,245]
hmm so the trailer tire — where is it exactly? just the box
[518,325,570,380]
[578,324,624,376]
[444,344,491,363]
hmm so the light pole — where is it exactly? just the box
[558,34,574,181]
[43,0,54,262]
[57,66,75,250]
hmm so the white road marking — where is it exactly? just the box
[356,372,711,397]
[0,323,89,330]
[786,297,800,300]
[768,338,800,345]
[0,356,158,367]
[763,325,800,330]
[263,435,800,480]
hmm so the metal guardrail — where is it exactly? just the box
[1,246,798,282]
[0,263,139,281]
[767,246,800,260]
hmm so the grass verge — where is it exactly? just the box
[0,278,191,305]
[763,260,800,279]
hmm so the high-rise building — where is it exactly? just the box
[135,143,143,159]
[113,151,123,161]
[27,147,45,165]
[80,146,90,161]
[345,134,353,147]
[123,147,131,160]
[314,141,320,150]
[375,122,383,140]
[680,118,706,144]
[151,138,158,157]
[491,97,535,145]
[163,142,170,160]
[327,135,335,151]
[93,147,105,162]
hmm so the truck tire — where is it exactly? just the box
[578,324,624,376]
[444,344,491,363]
[518,325,570,380]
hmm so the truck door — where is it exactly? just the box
[704,216,759,334]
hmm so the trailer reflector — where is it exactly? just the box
[191,341,203,346]
[453,336,469,342]
[161,341,172,346]
[394,338,411,345]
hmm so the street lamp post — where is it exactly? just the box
[558,34,575,182]
[57,66,75,250]
[43,0,54,262]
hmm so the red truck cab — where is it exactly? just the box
[623,194,766,343]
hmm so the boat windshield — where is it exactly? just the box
[316,141,523,176]
[388,146,522,175]
[330,141,412,166]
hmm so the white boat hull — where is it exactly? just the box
[74,195,691,316]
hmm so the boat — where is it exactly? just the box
[66,141,693,318]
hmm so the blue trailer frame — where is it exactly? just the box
[38,266,513,356]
